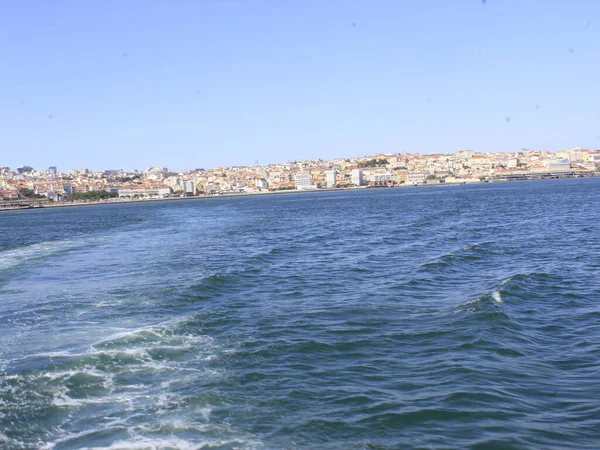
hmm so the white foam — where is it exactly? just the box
[198,407,211,420]
[79,436,262,450]
[88,348,152,360]
[491,291,503,302]
[459,298,481,307]
[39,425,127,450]
[43,367,110,381]
[3,316,234,449]
[133,416,212,434]
[42,427,261,450]
[0,240,75,271]
[452,295,486,310]
[90,321,213,352]
[52,388,148,409]
[52,391,86,407]
[27,350,74,359]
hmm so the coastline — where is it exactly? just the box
[0,186,364,211]
[1,175,598,212]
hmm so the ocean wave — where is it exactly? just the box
[452,270,552,310]
[417,242,492,273]
[453,290,505,311]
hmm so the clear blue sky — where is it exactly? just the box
[1,0,599,171]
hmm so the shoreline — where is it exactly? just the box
[0,186,365,211]
[1,175,598,212]
[1,183,461,211]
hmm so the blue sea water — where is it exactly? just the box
[1,179,600,449]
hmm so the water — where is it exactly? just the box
[1,179,600,449]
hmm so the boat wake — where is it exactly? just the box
[0,240,77,272]
[0,318,261,450]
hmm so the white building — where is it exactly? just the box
[406,171,429,185]
[255,178,268,189]
[295,173,315,190]
[506,158,518,169]
[182,180,195,195]
[118,187,172,198]
[370,172,394,182]
[351,169,364,186]
[325,169,337,187]
[547,159,571,172]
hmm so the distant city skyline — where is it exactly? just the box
[2,146,598,205]
[0,146,600,173]
[1,1,599,170]
[3,146,596,175]
[2,145,595,174]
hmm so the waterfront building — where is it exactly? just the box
[118,187,172,198]
[325,169,337,187]
[295,173,315,190]
[182,180,195,195]
[506,158,518,169]
[394,169,408,184]
[368,172,396,187]
[351,169,364,186]
[547,159,571,172]
[407,171,429,185]
[0,190,18,200]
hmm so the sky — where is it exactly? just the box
[1,0,599,172]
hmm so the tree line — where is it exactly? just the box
[67,191,118,201]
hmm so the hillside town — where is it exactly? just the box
[1,148,599,205]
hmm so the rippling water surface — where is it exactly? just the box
[1,179,600,449]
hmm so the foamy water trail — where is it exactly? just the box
[0,314,263,450]
[0,240,76,271]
